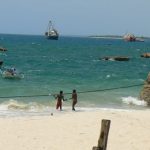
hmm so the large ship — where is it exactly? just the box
[123,33,136,42]
[45,21,59,40]
[123,33,144,42]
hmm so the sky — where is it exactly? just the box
[0,0,150,36]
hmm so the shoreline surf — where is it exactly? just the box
[0,96,147,117]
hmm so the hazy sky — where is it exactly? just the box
[0,0,150,36]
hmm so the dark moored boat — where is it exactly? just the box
[101,56,130,61]
[45,21,59,40]
[0,60,3,66]
[0,47,7,51]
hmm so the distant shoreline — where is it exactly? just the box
[0,33,150,39]
[88,35,150,40]
[89,35,123,40]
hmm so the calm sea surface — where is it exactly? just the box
[0,34,150,116]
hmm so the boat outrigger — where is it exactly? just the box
[45,21,59,40]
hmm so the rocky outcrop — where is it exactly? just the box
[140,72,150,105]
[101,56,130,61]
[141,53,150,58]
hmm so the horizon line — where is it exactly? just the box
[0,33,149,38]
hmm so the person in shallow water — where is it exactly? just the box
[55,91,65,111]
[71,89,77,111]
[6,67,16,75]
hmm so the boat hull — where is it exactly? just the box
[46,35,58,40]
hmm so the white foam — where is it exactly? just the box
[109,58,115,61]
[106,74,111,78]
[122,96,147,106]
[0,97,148,117]
[0,99,55,117]
[0,99,49,112]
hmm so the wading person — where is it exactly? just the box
[55,91,64,111]
[72,89,77,111]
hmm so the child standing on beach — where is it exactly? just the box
[55,91,64,111]
[72,89,77,111]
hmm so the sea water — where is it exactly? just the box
[0,34,150,116]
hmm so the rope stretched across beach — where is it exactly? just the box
[0,83,144,99]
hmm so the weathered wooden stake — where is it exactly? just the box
[92,119,111,150]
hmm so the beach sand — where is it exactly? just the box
[0,108,150,150]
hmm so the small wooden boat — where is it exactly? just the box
[1,68,24,79]
[0,47,7,51]
[101,56,130,61]
[141,53,150,58]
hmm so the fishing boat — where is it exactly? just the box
[123,33,136,42]
[123,33,144,42]
[0,47,7,51]
[45,21,59,40]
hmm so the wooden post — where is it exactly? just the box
[92,119,111,150]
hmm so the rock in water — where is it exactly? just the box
[140,72,150,105]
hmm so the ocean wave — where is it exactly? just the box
[138,79,145,82]
[0,98,148,117]
[106,74,118,78]
[122,96,147,106]
[0,99,47,111]
[0,53,7,56]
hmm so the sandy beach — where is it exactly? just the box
[0,108,150,150]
